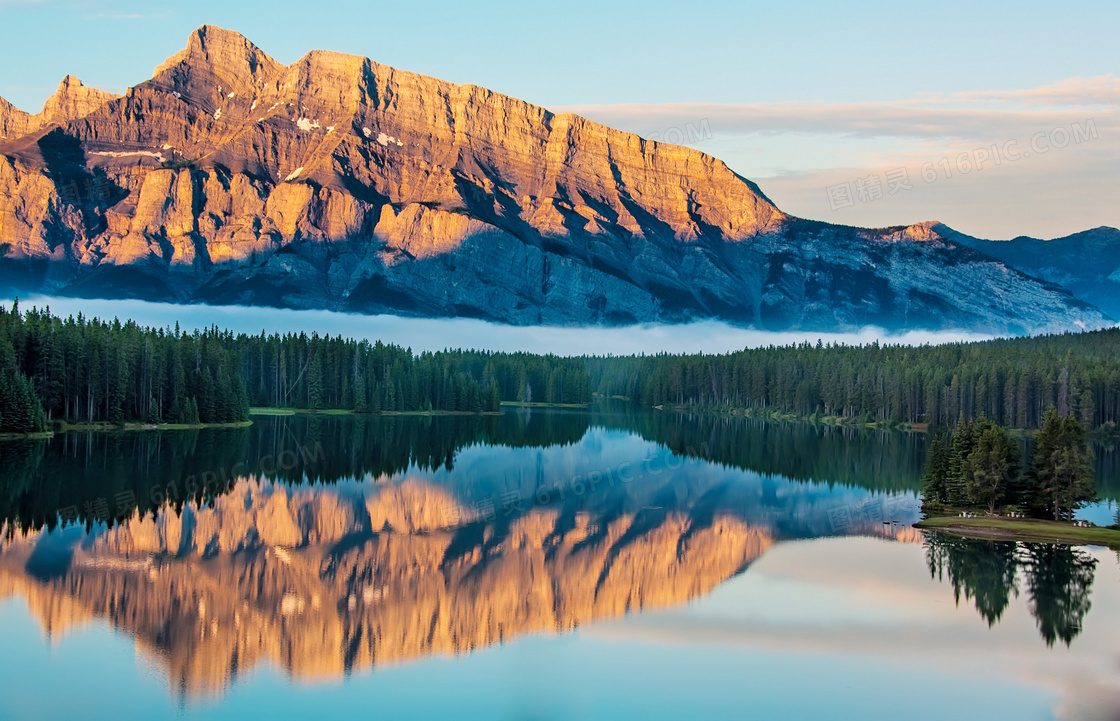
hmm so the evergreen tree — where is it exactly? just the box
[946,417,977,505]
[921,437,950,505]
[965,422,1019,514]
[308,351,324,410]
[1028,408,1096,520]
[488,382,501,413]
[1077,388,1096,430]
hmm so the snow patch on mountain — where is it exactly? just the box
[376,132,402,147]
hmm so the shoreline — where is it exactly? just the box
[622,401,930,432]
[915,515,1120,549]
[0,420,253,440]
[1,405,516,439]
[617,400,1120,440]
[499,401,590,409]
[248,407,503,417]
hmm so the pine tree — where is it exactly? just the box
[1028,408,1096,521]
[488,382,501,413]
[308,351,324,410]
[1077,388,1095,430]
[946,416,977,505]
[965,422,1019,514]
[921,437,950,505]
[198,367,216,423]
[353,372,369,413]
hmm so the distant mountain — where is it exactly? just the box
[938,224,1120,321]
[0,26,1109,334]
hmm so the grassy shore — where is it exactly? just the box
[619,400,1120,439]
[0,431,54,440]
[915,515,1120,549]
[640,402,928,431]
[248,407,501,417]
[56,420,253,432]
[499,401,590,409]
[0,419,253,440]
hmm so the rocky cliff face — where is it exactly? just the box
[940,224,1120,321]
[0,477,771,696]
[0,26,1109,333]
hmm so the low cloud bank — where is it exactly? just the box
[8,296,995,356]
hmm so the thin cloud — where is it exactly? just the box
[952,75,1120,106]
[556,77,1120,239]
[559,101,1116,143]
[556,76,1118,143]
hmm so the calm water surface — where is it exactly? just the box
[0,408,1117,720]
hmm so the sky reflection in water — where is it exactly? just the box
[0,412,1116,720]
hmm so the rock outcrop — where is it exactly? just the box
[0,75,118,139]
[0,26,1110,333]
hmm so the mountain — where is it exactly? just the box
[937,224,1120,321]
[0,26,1110,334]
[0,75,118,139]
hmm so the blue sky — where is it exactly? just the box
[2,0,1118,238]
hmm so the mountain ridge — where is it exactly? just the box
[935,224,1120,321]
[0,26,1110,334]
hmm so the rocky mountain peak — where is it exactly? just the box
[0,75,117,140]
[0,96,31,139]
[152,24,283,100]
[39,75,117,126]
[0,27,1110,334]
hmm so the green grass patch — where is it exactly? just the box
[250,407,502,417]
[381,410,502,416]
[0,431,54,440]
[650,404,926,431]
[150,421,253,430]
[915,515,1120,549]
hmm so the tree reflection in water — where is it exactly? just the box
[925,533,1098,646]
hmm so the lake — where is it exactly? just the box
[0,408,1118,720]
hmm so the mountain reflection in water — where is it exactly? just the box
[0,409,1114,713]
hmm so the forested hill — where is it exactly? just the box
[588,330,1120,430]
[3,298,1120,435]
[0,301,589,434]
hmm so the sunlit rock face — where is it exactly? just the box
[0,75,118,139]
[0,478,772,697]
[0,25,1108,333]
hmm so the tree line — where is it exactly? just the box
[0,301,591,433]
[1,301,248,432]
[228,335,589,415]
[7,298,1120,437]
[921,409,1096,519]
[587,329,1120,430]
